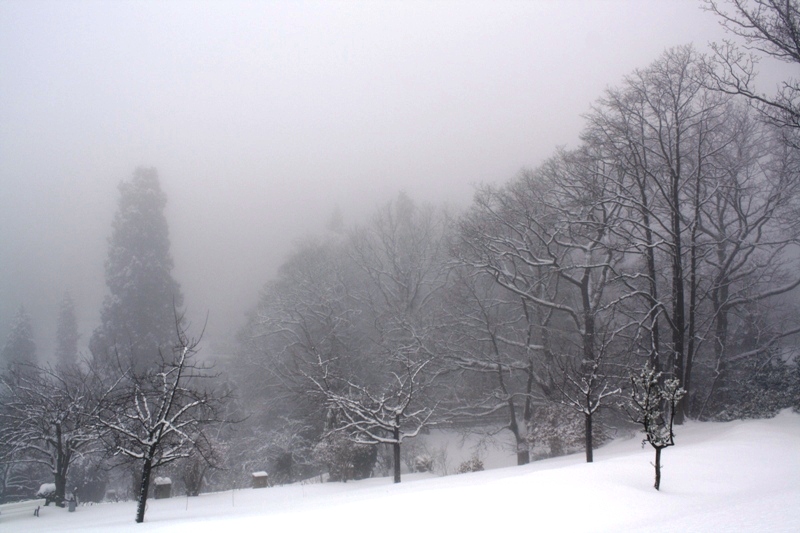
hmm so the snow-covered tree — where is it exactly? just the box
[1,305,36,367]
[0,363,116,505]
[439,265,541,465]
[55,292,79,367]
[628,364,685,490]
[455,148,629,463]
[90,167,183,373]
[311,351,436,484]
[312,430,376,482]
[239,236,363,477]
[99,319,228,523]
[585,47,800,421]
[341,194,447,481]
[240,195,447,484]
[175,433,225,496]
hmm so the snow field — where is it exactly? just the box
[3,411,798,533]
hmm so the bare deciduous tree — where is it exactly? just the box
[100,318,228,523]
[439,265,541,465]
[456,148,629,462]
[0,363,118,506]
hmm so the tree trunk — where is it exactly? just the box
[135,457,154,523]
[670,132,687,426]
[392,441,401,484]
[520,359,534,465]
[501,364,530,466]
[582,282,596,464]
[54,470,66,507]
[393,416,401,484]
[654,446,662,491]
[633,165,662,371]
[53,423,68,506]
[684,152,703,419]
[584,412,593,463]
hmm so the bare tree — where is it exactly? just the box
[242,195,449,485]
[100,318,228,523]
[241,236,365,479]
[455,148,629,462]
[587,48,800,418]
[439,265,542,465]
[0,363,118,506]
[335,194,448,482]
[584,45,735,422]
[310,348,436,484]
[692,106,800,413]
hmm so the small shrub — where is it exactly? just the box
[457,457,484,474]
[413,454,434,473]
[37,483,60,506]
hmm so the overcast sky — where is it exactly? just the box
[0,0,782,359]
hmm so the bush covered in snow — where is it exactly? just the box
[457,457,484,474]
[68,454,108,503]
[36,483,55,498]
[36,483,61,506]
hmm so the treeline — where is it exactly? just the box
[231,45,800,484]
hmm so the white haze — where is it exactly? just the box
[0,0,786,358]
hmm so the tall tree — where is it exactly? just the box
[55,292,79,366]
[440,265,541,465]
[90,167,183,372]
[345,194,448,481]
[241,237,365,477]
[2,305,36,367]
[584,45,732,422]
[242,195,448,484]
[585,46,800,420]
[455,149,629,463]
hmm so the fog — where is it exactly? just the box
[0,0,768,358]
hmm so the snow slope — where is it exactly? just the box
[4,411,799,533]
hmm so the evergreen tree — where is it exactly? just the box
[55,291,79,366]
[1,305,36,366]
[89,167,183,372]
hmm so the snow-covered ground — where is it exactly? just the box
[3,411,799,532]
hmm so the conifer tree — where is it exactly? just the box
[55,291,79,366]
[1,305,36,366]
[89,167,183,372]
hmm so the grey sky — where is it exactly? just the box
[0,0,771,358]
